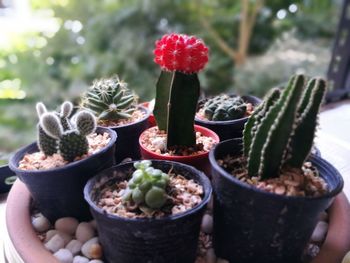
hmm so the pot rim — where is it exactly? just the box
[195,95,261,125]
[9,127,117,175]
[98,105,150,130]
[209,138,344,201]
[139,124,220,160]
[84,159,212,223]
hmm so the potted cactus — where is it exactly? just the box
[138,33,219,174]
[209,74,344,263]
[84,159,212,263]
[9,101,117,222]
[80,75,150,163]
[195,93,261,140]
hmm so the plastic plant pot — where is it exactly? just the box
[0,165,16,194]
[139,125,220,175]
[195,95,261,140]
[84,160,212,263]
[209,138,344,263]
[140,101,156,127]
[9,127,117,222]
[106,105,150,163]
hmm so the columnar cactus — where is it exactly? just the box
[202,94,247,121]
[153,33,209,148]
[243,74,327,179]
[40,110,96,162]
[123,160,169,209]
[81,75,137,121]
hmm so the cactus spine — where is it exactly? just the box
[202,94,247,121]
[123,160,169,209]
[243,75,327,179]
[81,76,137,121]
[40,110,96,162]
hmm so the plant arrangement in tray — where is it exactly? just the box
[209,74,344,263]
[84,159,212,263]
[80,75,150,162]
[9,101,117,221]
[139,33,219,163]
[19,101,111,170]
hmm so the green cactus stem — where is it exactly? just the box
[58,101,73,131]
[36,102,58,156]
[123,160,169,209]
[81,76,137,121]
[242,74,327,179]
[40,110,96,162]
[203,94,247,121]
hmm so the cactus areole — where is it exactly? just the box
[153,33,209,149]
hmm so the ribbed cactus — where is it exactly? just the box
[153,33,209,148]
[123,160,169,209]
[81,76,137,121]
[243,74,327,179]
[40,110,96,162]
[202,94,247,121]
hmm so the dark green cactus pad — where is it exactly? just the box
[37,125,58,156]
[59,131,89,162]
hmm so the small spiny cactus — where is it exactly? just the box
[123,160,170,209]
[202,94,247,121]
[40,110,96,162]
[58,101,73,130]
[81,76,137,121]
[243,74,327,179]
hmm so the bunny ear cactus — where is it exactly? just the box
[153,33,209,148]
[123,160,169,209]
[243,75,327,179]
[81,76,137,121]
[58,101,74,131]
[40,110,97,162]
[203,94,247,121]
[36,102,58,156]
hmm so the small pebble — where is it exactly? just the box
[55,217,79,235]
[32,214,51,232]
[66,239,83,255]
[53,248,73,263]
[217,259,229,263]
[45,230,59,242]
[76,222,95,243]
[206,248,216,263]
[201,214,213,234]
[57,231,73,246]
[45,234,65,253]
[305,243,320,258]
[342,251,350,263]
[89,260,104,263]
[73,255,89,263]
[81,237,101,259]
[310,221,328,242]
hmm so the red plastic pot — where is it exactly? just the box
[139,125,219,175]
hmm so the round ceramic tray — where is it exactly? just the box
[5,180,350,263]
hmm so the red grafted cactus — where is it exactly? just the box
[154,34,209,74]
[153,33,209,149]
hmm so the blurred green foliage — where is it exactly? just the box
[0,0,342,161]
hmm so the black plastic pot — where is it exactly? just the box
[9,127,117,222]
[106,105,150,164]
[84,160,212,263]
[209,139,343,263]
[195,95,261,140]
[0,165,16,194]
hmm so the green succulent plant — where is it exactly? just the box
[36,101,74,156]
[243,74,327,179]
[81,75,137,121]
[123,160,170,209]
[202,94,247,121]
[40,110,96,162]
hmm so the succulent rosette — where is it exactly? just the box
[152,33,209,149]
